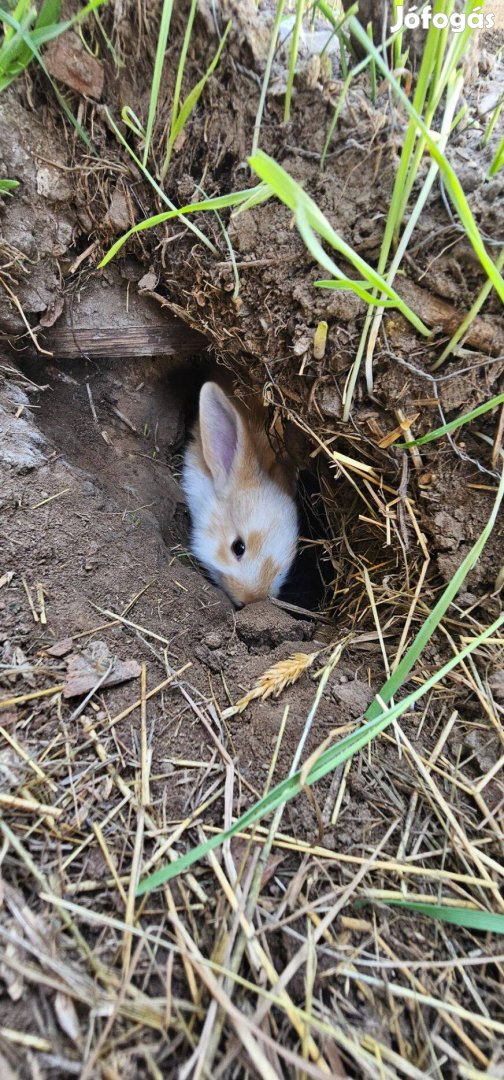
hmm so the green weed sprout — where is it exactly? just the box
[0,0,104,90]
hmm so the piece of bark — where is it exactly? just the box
[45,32,104,100]
[39,295,65,328]
[63,642,141,698]
[31,320,207,359]
[46,638,74,657]
[398,279,504,357]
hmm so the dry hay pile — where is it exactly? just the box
[0,1,504,1077]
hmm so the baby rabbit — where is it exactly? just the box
[182,381,298,607]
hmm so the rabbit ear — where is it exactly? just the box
[199,382,242,490]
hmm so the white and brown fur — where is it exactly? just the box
[181,380,298,607]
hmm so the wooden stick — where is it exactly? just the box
[28,321,206,359]
[399,279,504,357]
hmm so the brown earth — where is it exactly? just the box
[1,2,504,1076]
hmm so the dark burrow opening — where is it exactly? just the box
[16,343,332,614]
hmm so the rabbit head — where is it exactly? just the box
[182,382,298,607]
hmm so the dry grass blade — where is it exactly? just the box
[221,649,320,719]
[0,684,64,708]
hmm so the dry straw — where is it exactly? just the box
[221,650,320,719]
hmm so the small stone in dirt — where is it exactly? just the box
[194,645,226,673]
[488,669,504,701]
[332,678,373,715]
[0,391,46,471]
[432,510,465,551]
[138,268,158,292]
[63,641,141,698]
[104,187,131,234]
[464,729,500,775]
[36,165,73,203]
[46,637,74,657]
[44,32,104,100]
[319,385,342,419]
[477,89,501,117]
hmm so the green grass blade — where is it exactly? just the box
[68,0,105,24]
[136,611,503,894]
[231,183,271,216]
[397,393,504,448]
[92,8,124,68]
[316,0,357,59]
[31,0,105,40]
[377,900,504,935]
[482,95,503,147]
[315,0,360,73]
[163,20,231,177]
[347,14,504,304]
[161,0,197,177]
[35,0,59,27]
[314,280,396,306]
[143,0,173,167]
[0,0,31,44]
[433,243,504,368]
[489,134,504,178]
[172,20,231,141]
[284,0,303,123]
[367,21,376,102]
[121,106,146,139]
[299,204,395,306]
[320,1,424,168]
[347,4,498,418]
[252,0,286,156]
[0,5,101,144]
[356,71,462,408]
[295,200,345,278]
[99,184,264,266]
[0,6,36,88]
[0,0,104,77]
[249,150,431,335]
[0,178,20,196]
[101,107,219,255]
[394,5,475,232]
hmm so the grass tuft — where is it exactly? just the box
[0,0,105,144]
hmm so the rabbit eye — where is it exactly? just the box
[231,537,246,560]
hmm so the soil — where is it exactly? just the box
[1,3,504,1077]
